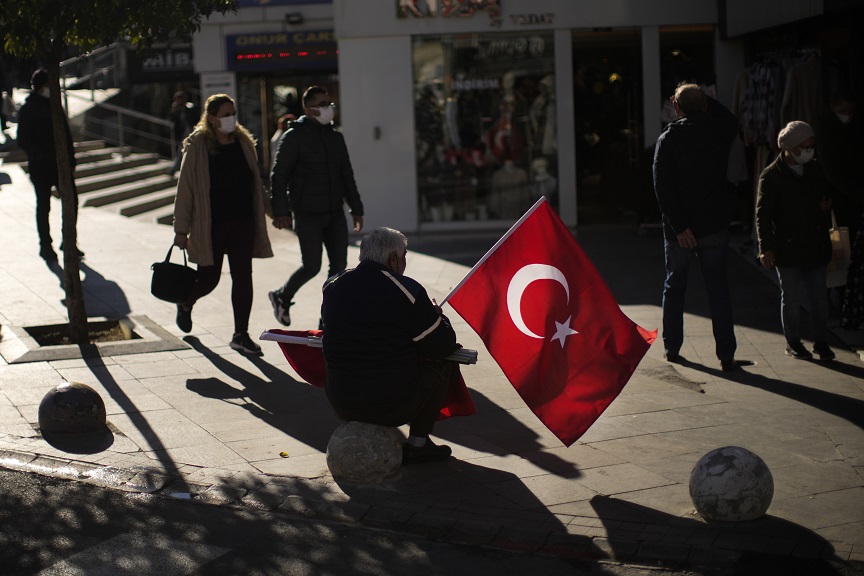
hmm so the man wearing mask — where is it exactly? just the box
[756,121,835,361]
[16,68,80,261]
[269,86,364,326]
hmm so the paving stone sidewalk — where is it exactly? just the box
[1,162,863,570]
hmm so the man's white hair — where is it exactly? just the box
[359,227,407,266]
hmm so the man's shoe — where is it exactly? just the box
[812,342,835,361]
[402,439,452,466]
[39,246,58,261]
[268,290,292,326]
[176,304,192,333]
[785,343,813,360]
[664,352,682,363]
[720,359,754,372]
[230,332,262,355]
[59,243,85,260]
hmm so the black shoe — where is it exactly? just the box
[230,332,262,355]
[720,359,754,372]
[402,439,452,466]
[39,246,58,261]
[176,304,192,333]
[268,290,293,326]
[785,343,813,360]
[664,352,682,363]
[812,342,835,361]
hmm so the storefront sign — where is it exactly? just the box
[238,0,329,6]
[226,30,337,72]
[478,35,546,59]
[127,46,195,82]
[397,0,501,19]
[510,13,554,25]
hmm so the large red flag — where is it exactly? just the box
[445,198,656,446]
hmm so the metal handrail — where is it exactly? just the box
[60,44,120,102]
[64,90,176,158]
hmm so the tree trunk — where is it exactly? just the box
[46,61,88,344]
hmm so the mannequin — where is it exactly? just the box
[490,157,529,219]
[530,157,557,201]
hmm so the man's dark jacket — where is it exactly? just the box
[755,155,833,268]
[653,97,739,241]
[16,93,75,187]
[321,260,457,415]
[269,116,363,216]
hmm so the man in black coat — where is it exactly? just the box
[653,83,742,372]
[269,86,364,326]
[321,227,458,465]
[16,68,78,261]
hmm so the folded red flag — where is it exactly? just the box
[268,329,476,420]
[445,199,656,446]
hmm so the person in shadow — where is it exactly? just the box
[321,227,461,466]
[756,121,835,361]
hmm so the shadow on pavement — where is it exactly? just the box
[435,389,582,479]
[183,336,338,453]
[83,356,187,488]
[590,495,850,575]
[677,357,864,429]
[80,262,131,318]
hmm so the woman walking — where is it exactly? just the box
[173,93,273,354]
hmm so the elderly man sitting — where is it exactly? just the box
[321,227,460,465]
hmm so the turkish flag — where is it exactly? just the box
[268,329,476,420]
[445,199,656,446]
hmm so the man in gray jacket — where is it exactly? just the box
[269,86,364,327]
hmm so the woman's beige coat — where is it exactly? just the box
[173,130,273,266]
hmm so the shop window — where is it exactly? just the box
[412,32,556,223]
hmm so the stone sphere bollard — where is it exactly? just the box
[326,421,403,483]
[689,446,774,522]
[38,381,107,435]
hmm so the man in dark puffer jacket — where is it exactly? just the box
[321,227,460,465]
[269,86,364,327]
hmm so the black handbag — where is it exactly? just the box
[150,245,197,304]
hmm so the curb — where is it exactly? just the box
[4,448,861,574]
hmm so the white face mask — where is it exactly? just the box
[217,115,236,134]
[38,87,50,98]
[836,113,852,125]
[313,105,334,125]
[794,147,815,164]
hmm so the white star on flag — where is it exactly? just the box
[550,316,579,348]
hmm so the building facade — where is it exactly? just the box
[193,0,861,233]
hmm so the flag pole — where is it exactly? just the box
[441,196,547,304]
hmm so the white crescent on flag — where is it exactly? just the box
[507,264,570,338]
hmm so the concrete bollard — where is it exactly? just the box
[689,446,774,522]
[326,421,403,483]
[38,381,107,435]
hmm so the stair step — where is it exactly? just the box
[73,140,106,153]
[132,205,175,226]
[75,160,173,193]
[113,189,176,217]
[81,174,176,208]
[75,153,161,179]
[74,146,132,164]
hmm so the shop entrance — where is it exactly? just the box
[572,29,646,226]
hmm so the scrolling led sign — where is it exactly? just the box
[227,30,337,71]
